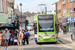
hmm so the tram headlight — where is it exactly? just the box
[51,34,55,38]
[38,35,42,38]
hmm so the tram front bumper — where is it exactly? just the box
[37,38,56,42]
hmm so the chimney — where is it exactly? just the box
[37,12,40,14]
[32,12,34,14]
[26,11,29,13]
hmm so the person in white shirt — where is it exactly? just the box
[3,28,10,50]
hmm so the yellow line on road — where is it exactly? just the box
[57,41,73,49]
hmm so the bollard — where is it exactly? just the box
[71,34,72,40]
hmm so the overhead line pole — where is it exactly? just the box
[72,0,74,28]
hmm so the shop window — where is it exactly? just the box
[60,14,61,18]
[70,8,75,12]
[63,8,67,16]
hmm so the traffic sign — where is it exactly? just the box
[68,17,75,22]
[22,23,25,26]
[8,17,12,19]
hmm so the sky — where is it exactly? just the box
[15,0,59,13]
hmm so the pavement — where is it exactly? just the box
[0,31,75,50]
[29,31,75,49]
[0,40,73,50]
[29,31,34,40]
[58,32,75,49]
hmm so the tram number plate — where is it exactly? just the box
[45,34,48,36]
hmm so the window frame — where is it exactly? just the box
[63,8,67,17]
[60,14,61,18]
[68,0,70,3]
[70,0,75,2]
[70,8,75,12]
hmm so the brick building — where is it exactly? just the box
[0,0,8,13]
[52,0,75,22]
[52,0,75,31]
[0,0,14,26]
[0,0,8,26]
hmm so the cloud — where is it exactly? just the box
[15,0,59,13]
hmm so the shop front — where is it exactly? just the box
[67,17,75,32]
[62,18,67,29]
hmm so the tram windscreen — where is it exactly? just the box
[38,15,54,32]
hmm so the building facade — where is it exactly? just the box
[0,0,15,26]
[52,3,56,15]
[52,0,75,31]
[7,0,15,23]
[52,0,75,22]
[0,0,8,26]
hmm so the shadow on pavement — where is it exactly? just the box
[58,38,72,44]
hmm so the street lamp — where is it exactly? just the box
[20,3,22,23]
[38,4,46,14]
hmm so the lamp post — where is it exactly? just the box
[38,4,46,14]
[20,3,22,23]
[72,0,74,28]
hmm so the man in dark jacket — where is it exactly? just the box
[23,30,30,45]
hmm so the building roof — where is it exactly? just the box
[14,9,27,18]
[14,9,27,23]
[24,12,36,17]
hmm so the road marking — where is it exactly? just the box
[40,45,44,50]
[57,41,73,49]
[17,48,24,50]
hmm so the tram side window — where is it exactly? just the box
[35,32,37,34]
[34,27,37,34]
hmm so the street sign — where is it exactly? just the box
[64,13,70,17]
[22,23,25,26]
[68,17,75,22]
[8,17,12,19]
[12,16,15,20]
